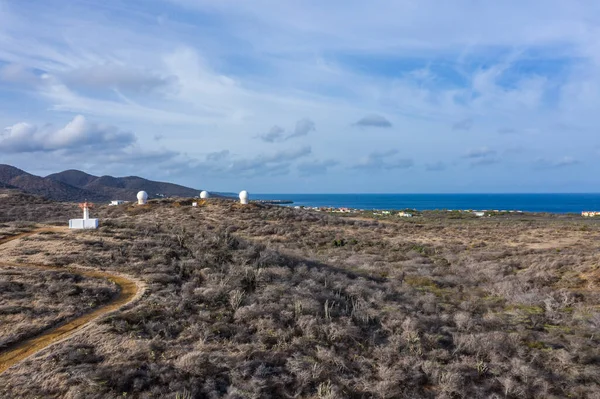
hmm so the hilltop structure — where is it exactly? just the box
[137,191,148,205]
[69,201,99,229]
[239,190,249,205]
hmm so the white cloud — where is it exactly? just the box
[0,115,135,153]
[353,114,392,128]
[60,64,177,93]
[462,147,501,167]
[353,149,413,171]
[195,146,312,177]
[533,156,579,169]
[257,126,285,143]
[462,147,496,159]
[257,118,315,142]
[288,118,316,139]
[167,0,596,54]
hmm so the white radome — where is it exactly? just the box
[137,191,148,205]
[239,190,249,204]
[200,191,209,199]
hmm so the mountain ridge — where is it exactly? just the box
[0,164,202,202]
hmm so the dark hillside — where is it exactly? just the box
[9,175,106,202]
[0,182,16,189]
[0,165,105,202]
[115,176,201,197]
[0,164,31,182]
[82,175,200,201]
[85,175,126,189]
[0,164,202,202]
[45,169,98,188]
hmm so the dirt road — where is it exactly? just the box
[0,227,144,374]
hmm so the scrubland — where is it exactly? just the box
[0,265,119,350]
[0,190,76,224]
[0,193,599,398]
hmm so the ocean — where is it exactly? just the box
[251,193,600,214]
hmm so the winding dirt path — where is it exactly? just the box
[0,227,144,374]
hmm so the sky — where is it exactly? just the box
[0,0,599,193]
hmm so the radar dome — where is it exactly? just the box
[239,190,249,205]
[137,191,148,205]
[200,191,209,199]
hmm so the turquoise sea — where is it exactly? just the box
[251,194,600,214]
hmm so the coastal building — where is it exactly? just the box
[582,211,600,217]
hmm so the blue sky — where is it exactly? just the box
[0,0,599,193]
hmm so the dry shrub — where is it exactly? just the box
[1,199,599,398]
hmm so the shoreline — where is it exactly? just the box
[285,204,600,218]
[251,193,600,214]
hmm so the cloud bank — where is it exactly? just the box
[257,119,316,142]
[353,150,413,171]
[0,115,135,153]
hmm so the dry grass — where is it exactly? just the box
[0,265,119,350]
[0,189,77,225]
[0,193,599,398]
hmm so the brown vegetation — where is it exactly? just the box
[0,265,119,350]
[0,192,599,398]
[0,189,77,224]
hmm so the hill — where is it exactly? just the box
[45,169,97,187]
[0,165,104,202]
[0,165,202,202]
[81,175,201,200]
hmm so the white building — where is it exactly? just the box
[109,200,124,206]
[582,211,600,217]
[69,202,99,229]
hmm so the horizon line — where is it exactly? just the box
[250,192,600,195]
